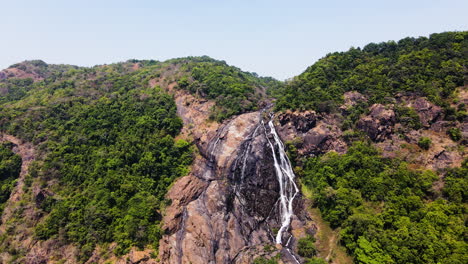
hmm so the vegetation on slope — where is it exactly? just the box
[169,56,281,120]
[0,61,194,259]
[0,31,466,264]
[298,142,467,264]
[272,31,467,112]
[0,56,279,260]
[0,142,22,215]
[277,31,467,263]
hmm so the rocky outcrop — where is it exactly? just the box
[276,95,466,174]
[277,111,346,156]
[158,85,309,263]
[159,110,309,263]
[409,97,442,127]
[278,110,318,133]
[0,67,43,82]
[431,121,453,132]
[357,104,396,142]
[462,122,468,142]
[340,91,367,112]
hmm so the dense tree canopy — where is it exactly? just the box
[300,142,467,264]
[0,56,281,260]
[171,56,281,120]
[272,31,467,112]
[0,142,21,215]
[0,61,195,259]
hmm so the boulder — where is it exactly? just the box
[409,97,442,127]
[278,110,317,133]
[340,91,367,112]
[357,104,396,142]
[431,121,453,132]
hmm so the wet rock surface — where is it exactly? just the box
[158,88,308,263]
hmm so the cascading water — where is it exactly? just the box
[263,114,300,245]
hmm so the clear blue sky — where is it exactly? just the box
[1,0,467,80]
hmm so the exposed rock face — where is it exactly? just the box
[340,91,367,112]
[277,111,346,156]
[462,122,468,142]
[159,110,308,263]
[376,129,465,171]
[431,121,453,132]
[279,110,317,133]
[409,97,442,127]
[0,67,43,82]
[158,86,308,263]
[357,104,396,142]
[276,95,466,174]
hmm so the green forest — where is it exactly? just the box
[0,31,466,264]
[299,142,466,264]
[0,142,21,215]
[0,61,196,259]
[0,56,278,260]
[271,31,467,113]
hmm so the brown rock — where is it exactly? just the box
[461,122,468,142]
[357,104,396,142]
[277,111,346,155]
[432,150,463,170]
[409,97,442,127]
[128,250,150,263]
[163,175,208,234]
[340,91,367,112]
[431,121,453,132]
[278,110,317,133]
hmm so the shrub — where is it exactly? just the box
[297,235,317,258]
[306,258,328,264]
[448,127,462,141]
[417,137,432,150]
[253,256,279,264]
[395,106,422,130]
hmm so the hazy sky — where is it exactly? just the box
[1,0,467,80]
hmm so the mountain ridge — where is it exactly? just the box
[0,31,466,264]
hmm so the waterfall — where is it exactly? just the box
[263,115,300,245]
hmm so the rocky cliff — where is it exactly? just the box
[157,82,312,264]
[0,35,466,263]
[276,90,467,171]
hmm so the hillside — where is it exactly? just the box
[0,31,466,264]
[271,31,467,112]
[0,57,277,263]
[271,31,467,264]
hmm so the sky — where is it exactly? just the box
[1,0,467,80]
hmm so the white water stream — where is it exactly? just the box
[263,116,300,245]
